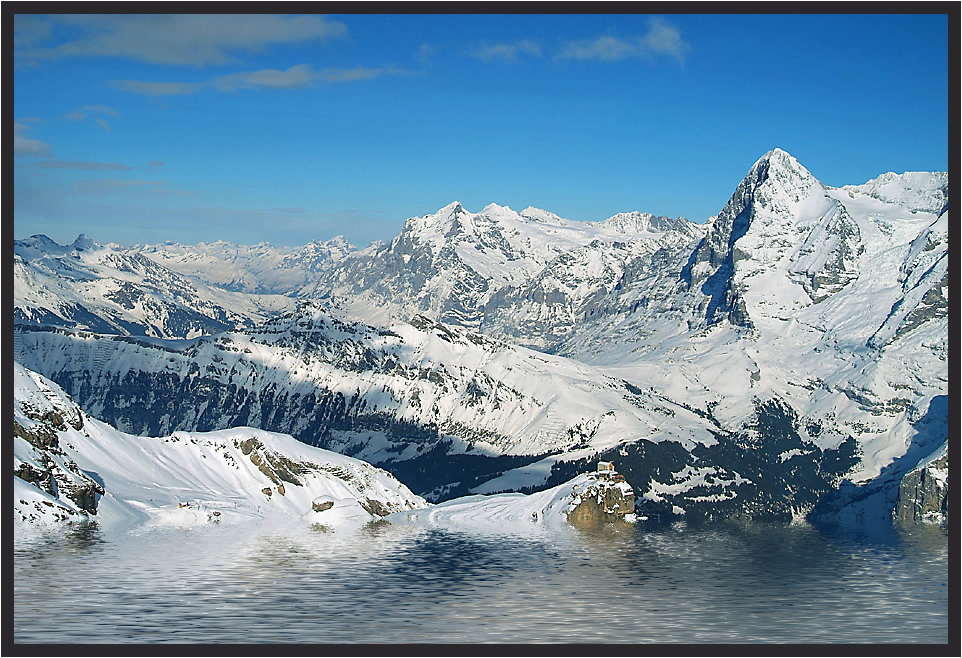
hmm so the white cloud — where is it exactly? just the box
[113,64,409,96]
[14,123,54,158]
[108,80,207,96]
[17,14,348,67]
[418,43,435,64]
[211,64,316,91]
[472,40,542,62]
[642,17,690,62]
[13,15,53,49]
[65,105,119,132]
[67,104,121,120]
[27,160,133,171]
[557,36,636,62]
[314,67,408,84]
[556,17,689,64]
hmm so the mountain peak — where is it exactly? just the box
[439,200,466,215]
[519,206,566,224]
[598,211,678,234]
[480,202,513,215]
[14,234,70,261]
[752,148,812,179]
[71,234,100,251]
[763,146,794,160]
[737,148,821,208]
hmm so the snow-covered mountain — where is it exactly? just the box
[554,150,948,481]
[306,202,704,333]
[136,236,355,296]
[12,148,948,527]
[14,302,723,502]
[16,300,875,522]
[14,361,426,538]
[15,360,640,538]
[14,234,296,338]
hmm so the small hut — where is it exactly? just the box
[597,461,615,477]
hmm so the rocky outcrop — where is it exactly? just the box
[565,472,635,528]
[894,447,948,528]
[238,436,306,492]
[14,407,105,518]
[14,411,96,523]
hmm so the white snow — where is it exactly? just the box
[15,235,297,338]
[387,472,606,535]
[13,148,948,524]
[13,362,427,540]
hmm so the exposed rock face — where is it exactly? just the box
[894,448,948,528]
[14,414,105,517]
[238,436,306,492]
[565,474,635,528]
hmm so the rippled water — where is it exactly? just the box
[14,518,949,644]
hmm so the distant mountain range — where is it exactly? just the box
[14,148,948,529]
[14,233,296,338]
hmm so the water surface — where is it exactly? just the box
[14,518,949,644]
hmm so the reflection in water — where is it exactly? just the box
[14,519,949,644]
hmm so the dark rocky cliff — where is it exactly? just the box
[894,449,948,529]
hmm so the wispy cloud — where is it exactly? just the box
[14,123,54,158]
[66,104,121,121]
[211,63,318,91]
[65,105,119,132]
[60,178,195,200]
[557,17,690,64]
[418,43,435,65]
[15,14,348,67]
[557,36,635,62]
[641,17,690,61]
[109,80,207,97]
[314,66,409,84]
[13,15,53,49]
[26,159,133,171]
[471,40,542,62]
[112,64,409,96]
[73,178,170,188]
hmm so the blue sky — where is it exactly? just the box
[13,12,950,248]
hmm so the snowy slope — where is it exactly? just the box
[14,302,872,522]
[15,234,295,338]
[13,362,426,538]
[387,472,634,535]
